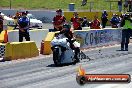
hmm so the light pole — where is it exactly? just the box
[10,0,11,9]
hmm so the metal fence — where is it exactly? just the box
[4,0,132,12]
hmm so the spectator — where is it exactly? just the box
[118,0,122,12]
[118,14,124,27]
[120,14,124,21]
[90,15,101,29]
[0,11,4,33]
[101,10,108,28]
[8,15,12,18]
[81,16,89,27]
[110,14,120,28]
[71,12,83,30]
[18,12,30,42]
[16,11,22,19]
[128,0,132,12]
[81,0,87,6]
[26,11,29,14]
[13,11,22,30]
[52,9,66,31]
[117,14,121,27]
[124,0,128,12]
[120,13,132,51]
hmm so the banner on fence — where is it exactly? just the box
[74,29,122,49]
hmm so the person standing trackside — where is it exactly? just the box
[124,0,128,12]
[52,9,66,31]
[101,10,108,28]
[71,12,83,30]
[0,11,4,33]
[120,14,132,51]
[118,0,122,12]
[82,16,89,27]
[18,12,30,42]
[128,0,132,12]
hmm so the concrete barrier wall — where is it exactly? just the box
[30,29,49,48]
[1,41,39,60]
[8,29,49,48]
[43,32,57,55]
[43,28,122,55]
[0,31,5,42]
[74,28,122,49]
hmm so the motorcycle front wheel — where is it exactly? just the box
[53,48,60,66]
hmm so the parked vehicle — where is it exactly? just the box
[27,14,43,29]
[1,13,15,26]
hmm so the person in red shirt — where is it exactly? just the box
[52,9,66,31]
[90,15,101,29]
[71,12,83,30]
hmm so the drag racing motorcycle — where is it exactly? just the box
[51,33,81,66]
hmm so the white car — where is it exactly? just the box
[27,14,43,29]
[1,13,15,26]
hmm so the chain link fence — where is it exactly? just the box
[4,0,124,12]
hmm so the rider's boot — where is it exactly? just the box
[74,47,80,63]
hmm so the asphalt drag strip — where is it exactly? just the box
[0,44,132,88]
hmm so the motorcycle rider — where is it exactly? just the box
[59,23,80,62]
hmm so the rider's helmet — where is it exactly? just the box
[63,23,71,29]
[61,23,71,33]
